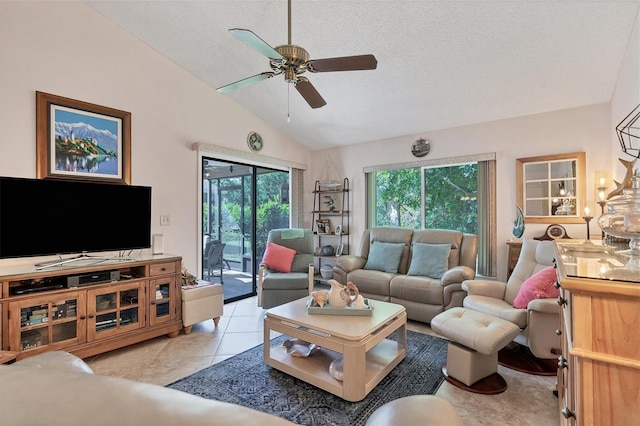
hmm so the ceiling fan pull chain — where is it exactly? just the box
[287,84,291,123]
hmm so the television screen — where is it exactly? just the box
[0,176,152,259]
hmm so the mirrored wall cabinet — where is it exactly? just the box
[516,152,586,224]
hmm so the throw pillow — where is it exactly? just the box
[261,242,296,273]
[363,242,405,273]
[513,266,560,309]
[407,243,451,278]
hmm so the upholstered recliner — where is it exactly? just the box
[462,238,560,359]
[333,227,478,323]
[257,228,314,309]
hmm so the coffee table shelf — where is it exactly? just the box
[264,297,407,402]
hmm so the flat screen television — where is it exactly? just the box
[0,176,152,261]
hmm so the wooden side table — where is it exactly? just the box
[506,240,522,280]
[0,350,18,364]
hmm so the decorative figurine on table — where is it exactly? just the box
[512,205,525,239]
[327,280,350,308]
[326,280,365,308]
[311,289,329,307]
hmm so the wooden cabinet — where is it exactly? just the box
[554,241,640,425]
[0,255,182,360]
[312,178,350,273]
[86,281,145,342]
[148,276,178,326]
[8,290,85,353]
[506,239,522,279]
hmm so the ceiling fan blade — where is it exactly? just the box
[216,72,275,93]
[308,54,377,72]
[228,28,284,60]
[295,78,326,109]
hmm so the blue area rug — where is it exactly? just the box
[167,330,447,426]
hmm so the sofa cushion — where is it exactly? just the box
[347,269,395,299]
[407,243,451,278]
[261,242,296,273]
[390,275,444,305]
[364,242,405,273]
[512,266,559,309]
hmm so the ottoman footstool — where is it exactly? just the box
[431,307,519,394]
[181,281,223,334]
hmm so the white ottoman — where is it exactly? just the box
[431,307,520,394]
[181,281,223,334]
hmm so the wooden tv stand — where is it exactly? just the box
[0,254,182,361]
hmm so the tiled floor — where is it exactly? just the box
[85,296,559,426]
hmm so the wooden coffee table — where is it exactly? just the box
[263,297,407,402]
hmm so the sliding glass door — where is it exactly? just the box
[202,158,289,303]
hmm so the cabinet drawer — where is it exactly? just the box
[149,262,176,277]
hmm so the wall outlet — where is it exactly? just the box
[160,215,170,226]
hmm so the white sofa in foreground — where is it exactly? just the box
[0,351,294,426]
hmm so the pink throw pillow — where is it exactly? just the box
[261,242,296,273]
[513,266,559,309]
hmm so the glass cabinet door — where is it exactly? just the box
[10,291,84,353]
[149,277,176,325]
[87,281,144,341]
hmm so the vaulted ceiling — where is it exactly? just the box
[85,1,640,150]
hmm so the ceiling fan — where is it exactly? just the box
[216,0,377,109]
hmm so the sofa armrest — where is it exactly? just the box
[527,297,560,314]
[334,255,367,274]
[462,279,507,299]
[441,266,475,286]
[14,350,95,375]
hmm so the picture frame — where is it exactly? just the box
[36,91,132,184]
[334,224,342,235]
[316,219,331,234]
[335,243,344,256]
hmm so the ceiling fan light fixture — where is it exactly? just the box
[284,68,297,84]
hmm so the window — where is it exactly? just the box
[366,153,496,277]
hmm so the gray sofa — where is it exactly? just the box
[333,227,478,323]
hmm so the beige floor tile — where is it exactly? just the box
[214,331,263,355]
[232,302,265,317]
[226,315,264,333]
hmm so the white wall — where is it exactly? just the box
[0,2,310,273]
[611,8,640,180]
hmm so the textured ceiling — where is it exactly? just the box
[84,1,640,150]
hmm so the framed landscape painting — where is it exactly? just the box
[36,91,131,184]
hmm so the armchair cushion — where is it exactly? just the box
[364,242,405,273]
[407,243,451,278]
[463,296,528,328]
[513,266,559,309]
[261,242,296,273]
